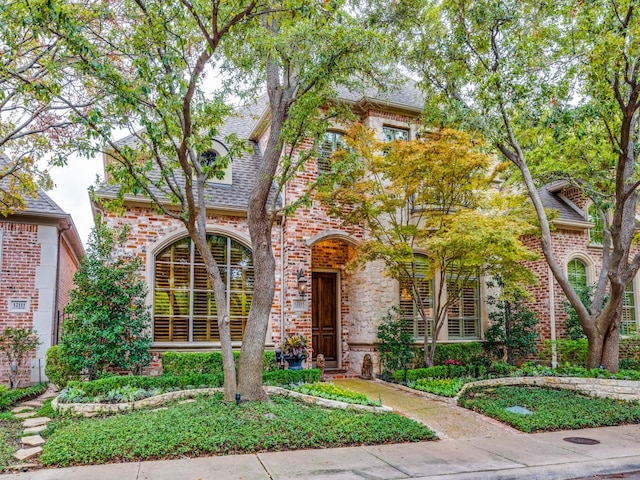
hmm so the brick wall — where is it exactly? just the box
[0,222,40,386]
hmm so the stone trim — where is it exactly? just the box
[52,386,393,416]
[456,376,640,402]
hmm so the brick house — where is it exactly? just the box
[92,82,635,375]
[0,172,84,385]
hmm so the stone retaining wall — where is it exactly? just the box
[457,376,640,402]
[52,386,393,417]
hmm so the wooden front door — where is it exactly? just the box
[312,272,338,366]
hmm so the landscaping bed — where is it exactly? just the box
[40,393,435,467]
[458,385,640,433]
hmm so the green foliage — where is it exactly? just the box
[291,382,380,406]
[563,285,593,340]
[484,279,539,365]
[162,351,277,376]
[0,327,41,389]
[0,419,23,470]
[45,346,79,389]
[262,369,321,386]
[376,307,415,379]
[62,222,152,380]
[40,394,435,466]
[433,342,486,366]
[413,378,465,397]
[543,339,589,367]
[63,374,225,400]
[0,383,47,411]
[459,386,640,433]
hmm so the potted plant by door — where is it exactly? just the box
[279,334,309,370]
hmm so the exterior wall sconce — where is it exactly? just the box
[297,269,308,297]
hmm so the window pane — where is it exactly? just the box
[154,235,253,343]
[622,282,637,336]
[567,259,587,290]
[383,126,409,142]
[447,278,479,339]
[318,131,345,174]
[399,257,433,338]
[588,204,604,246]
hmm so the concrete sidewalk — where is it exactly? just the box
[4,425,640,480]
[4,380,640,479]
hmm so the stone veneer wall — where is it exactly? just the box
[457,376,640,402]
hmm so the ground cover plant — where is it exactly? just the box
[40,394,435,466]
[0,383,47,410]
[57,370,321,404]
[290,382,381,406]
[458,385,640,433]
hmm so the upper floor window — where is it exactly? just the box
[567,258,588,290]
[587,204,604,246]
[153,234,253,343]
[318,131,346,174]
[383,126,409,142]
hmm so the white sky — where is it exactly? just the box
[46,153,104,247]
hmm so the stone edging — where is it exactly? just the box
[264,386,393,413]
[455,376,640,402]
[52,386,393,417]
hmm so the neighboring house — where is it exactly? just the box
[0,174,84,385]
[92,82,627,375]
[524,182,640,362]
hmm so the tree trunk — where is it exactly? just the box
[237,63,291,401]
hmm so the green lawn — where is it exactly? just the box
[40,394,435,467]
[458,385,640,433]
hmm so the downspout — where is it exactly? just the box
[52,219,71,346]
[548,266,558,368]
[280,215,285,347]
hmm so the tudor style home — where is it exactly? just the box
[0,169,84,385]
[93,82,629,375]
[93,81,493,375]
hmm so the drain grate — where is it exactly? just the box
[563,437,600,445]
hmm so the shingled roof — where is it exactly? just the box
[539,182,590,226]
[94,79,424,213]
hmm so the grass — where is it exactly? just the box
[40,394,436,467]
[0,419,22,470]
[458,385,640,433]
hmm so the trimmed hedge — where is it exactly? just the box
[162,351,277,375]
[0,383,48,411]
[433,342,485,365]
[64,368,321,398]
[65,374,225,398]
[263,368,321,385]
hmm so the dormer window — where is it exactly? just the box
[200,149,218,167]
[383,126,409,142]
[199,140,232,184]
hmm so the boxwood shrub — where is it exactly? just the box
[63,368,321,399]
[433,342,485,365]
[162,351,277,375]
[65,373,225,398]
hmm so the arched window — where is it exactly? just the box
[587,204,604,246]
[153,234,253,342]
[567,258,588,290]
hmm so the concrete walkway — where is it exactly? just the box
[4,380,640,479]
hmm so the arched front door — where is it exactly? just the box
[312,271,338,368]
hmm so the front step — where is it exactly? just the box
[323,369,361,380]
